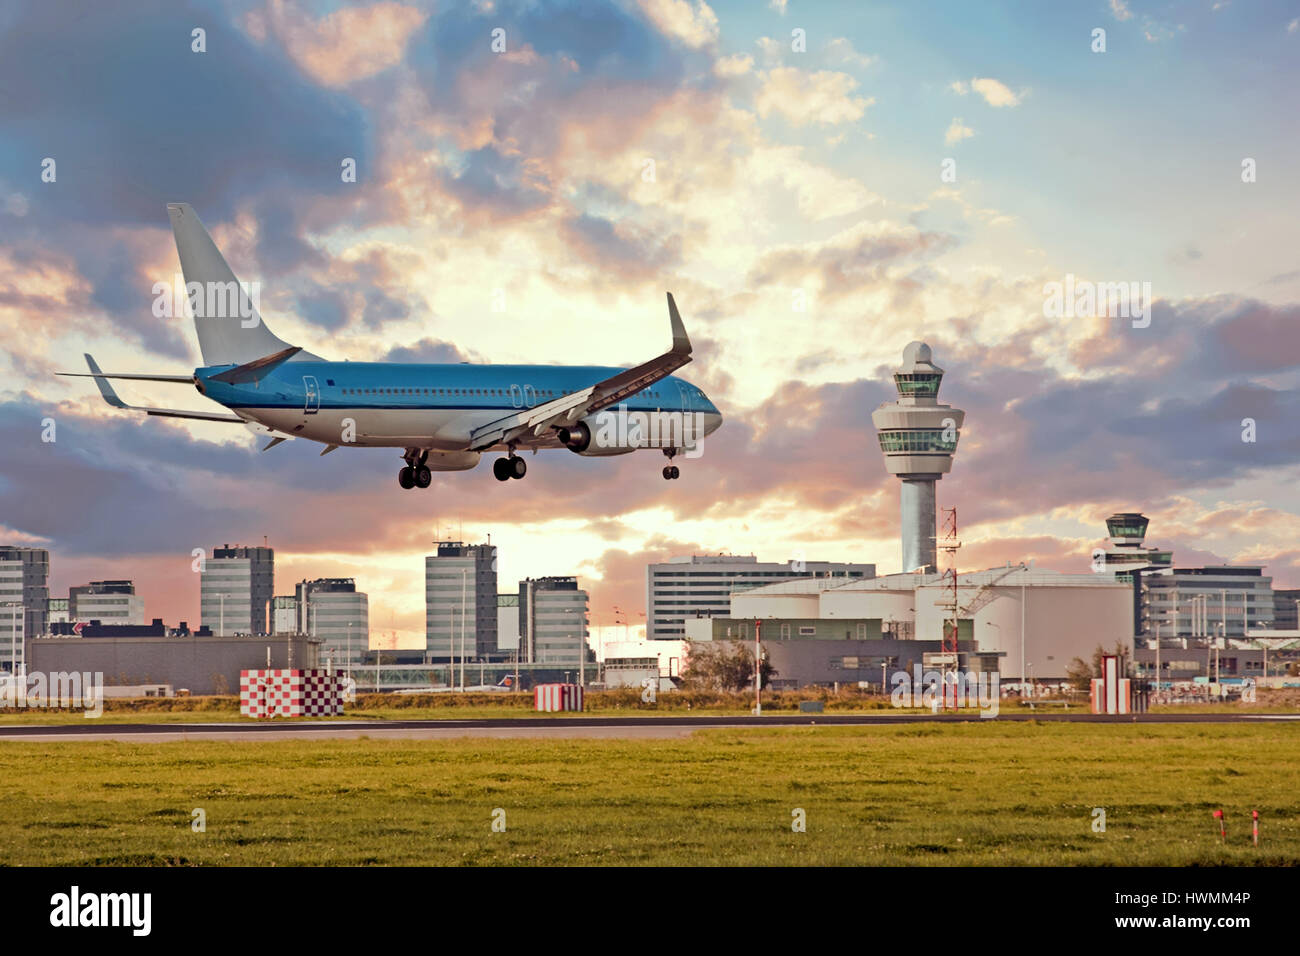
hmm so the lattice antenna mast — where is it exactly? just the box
[939,507,961,709]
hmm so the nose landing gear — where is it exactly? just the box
[662,448,680,480]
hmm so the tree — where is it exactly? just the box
[682,641,777,691]
[1065,657,1092,692]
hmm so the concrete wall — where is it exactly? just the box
[27,635,320,695]
[717,638,942,689]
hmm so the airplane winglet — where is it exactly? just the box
[84,354,127,409]
[667,292,691,355]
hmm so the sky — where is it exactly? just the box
[1,0,1298,648]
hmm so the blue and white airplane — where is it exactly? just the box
[62,204,723,488]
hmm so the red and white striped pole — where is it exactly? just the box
[1213,809,1225,844]
[754,620,762,716]
[1252,810,1259,847]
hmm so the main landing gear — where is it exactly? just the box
[662,448,680,480]
[493,453,527,481]
[398,450,432,490]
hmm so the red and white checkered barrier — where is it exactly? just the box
[534,683,584,712]
[240,669,345,718]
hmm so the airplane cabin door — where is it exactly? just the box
[509,384,523,408]
[303,376,320,414]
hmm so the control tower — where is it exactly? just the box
[871,342,965,573]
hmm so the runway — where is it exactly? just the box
[0,711,1294,742]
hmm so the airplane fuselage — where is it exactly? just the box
[196,360,723,455]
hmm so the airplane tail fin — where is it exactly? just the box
[166,203,300,367]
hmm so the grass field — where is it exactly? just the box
[1,722,1297,866]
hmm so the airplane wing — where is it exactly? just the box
[70,353,245,423]
[468,292,693,452]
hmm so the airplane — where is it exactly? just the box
[61,203,723,488]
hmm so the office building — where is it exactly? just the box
[519,576,589,672]
[0,546,49,671]
[68,580,145,625]
[646,554,874,640]
[200,544,274,636]
[1144,567,1274,641]
[497,593,520,652]
[1273,589,1300,631]
[295,578,369,665]
[425,541,497,661]
[47,597,69,625]
[871,342,965,573]
[272,595,298,634]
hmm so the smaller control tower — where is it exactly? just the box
[871,342,965,573]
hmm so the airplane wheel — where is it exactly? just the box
[493,458,511,481]
[670,465,680,479]
[415,466,432,488]
[510,456,527,479]
[663,466,673,480]
[398,466,415,489]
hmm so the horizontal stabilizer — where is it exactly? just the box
[78,353,243,423]
[209,345,303,384]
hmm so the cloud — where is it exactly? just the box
[638,0,720,49]
[945,117,975,144]
[714,52,754,76]
[755,68,873,126]
[970,77,1024,107]
[824,37,876,69]
[1110,0,1134,22]
[246,0,428,88]
[951,76,1024,107]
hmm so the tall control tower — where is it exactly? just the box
[871,342,964,573]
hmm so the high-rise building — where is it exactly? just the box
[497,593,520,652]
[646,555,875,640]
[871,342,965,573]
[200,544,274,636]
[425,541,497,661]
[295,579,369,665]
[519,576,589,671]
[69,580,145,625]
[0,546,49,671]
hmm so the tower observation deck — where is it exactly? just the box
[871,342,965,573]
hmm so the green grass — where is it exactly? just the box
[1,723,1297,865]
